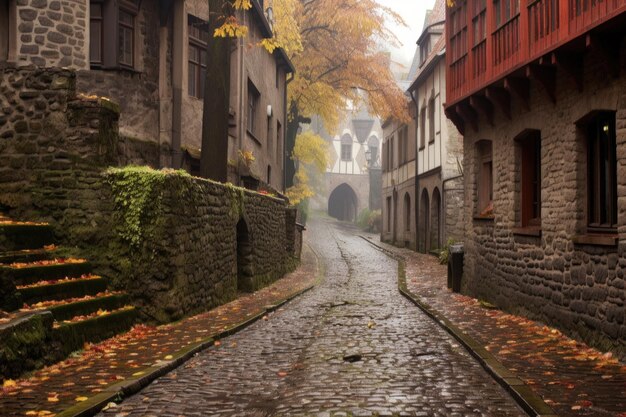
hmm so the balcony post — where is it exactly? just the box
[559,0,569,39]
[486,0,494,80]
[520,0,530,62]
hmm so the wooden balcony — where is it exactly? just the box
[445,0,626,132]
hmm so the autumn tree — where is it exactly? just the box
[286,130,329,205]
[200,0,251,181]
[268,0,410,188]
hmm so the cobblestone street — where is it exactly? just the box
[102,217,525,417]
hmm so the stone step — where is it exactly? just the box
[0,222,55,252]
[46,293,130,322]
[53,306,137,355]
[18,275,108,304]
[0,247,57,264]
[3,260,92,286]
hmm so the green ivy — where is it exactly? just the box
[106,166,190,248]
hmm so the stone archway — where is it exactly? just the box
[328,183,358,222]
[419,189,430,253]
[431,187,442,250]
[236,218,253,292]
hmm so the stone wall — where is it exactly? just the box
[0,65,120,219]
[443,175,464,243]
[460,45,626,357]
[0,65,301,324]
[13,0,88,69]
[76,0,161,143]
[102,168,298,323]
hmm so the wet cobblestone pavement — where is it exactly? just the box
[102,218,525,417]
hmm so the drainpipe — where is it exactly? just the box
[171,0,184,168]
[410,88,420,251]
[283,72,294,193]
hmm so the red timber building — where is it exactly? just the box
[444,0,626,358]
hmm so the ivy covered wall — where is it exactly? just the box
[0,66,300,324]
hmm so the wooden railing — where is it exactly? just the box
[446,0,626,106]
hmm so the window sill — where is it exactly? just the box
[247,129,262,146]
[572,234,618,247]
[512,227,541,237]
[90,65,142,75]
[473,215,494,222]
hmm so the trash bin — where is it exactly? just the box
[449,244,464,293]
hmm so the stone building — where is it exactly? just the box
[381,100,417,248]
[308,104,382,223]
[381,0,464,252]
[444,0,626,356]
[0,0,293,191]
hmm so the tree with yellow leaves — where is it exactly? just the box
[265,0,410,188]
[286,130,329,205]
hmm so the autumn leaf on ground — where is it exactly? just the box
[277,371,288,377]
[47,395,59,402]
[214,341,221,347]
[3,379,16,388]
[75,396,88,402]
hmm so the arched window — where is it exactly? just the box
[340,134,353,161]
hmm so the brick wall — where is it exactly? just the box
[461,45,626,357]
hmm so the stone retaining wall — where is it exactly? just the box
[0,66,301,324]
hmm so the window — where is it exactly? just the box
[247,80,260,135]
[477,140,493,216]
[390,137,395,168]
[275,66,280,89]
[341,134,352,161]
[90,3,103,64]
[188,15,208,99]
[494,0,520,27]
[267,165,271,184]
[267,117,273,153]
[428,99,435,143]
[472,0,487,45]
[276,121,282,163]
[584,112,617,232]
[386,197,392,232]
[0,0,8,62]
[517,131,541,227]
[368,136,379,167]
[89,0,139,69]
[404,194,411,231]
[419,107,426,149]
[118,9,134,67]
[419,38,430,65]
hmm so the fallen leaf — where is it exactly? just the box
[277,371,288,377]
[3,379,16,388]
[164,355,173,360]
[214,341,221,347]
[47,395,59,402]
[75,396,88,402]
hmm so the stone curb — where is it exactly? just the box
[359,236,558,417]
[55,245,321,417]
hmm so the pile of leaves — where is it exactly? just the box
[22,291,122,310]
[8,258,86,269]
[16,274,100,290]
[53,306,134,327]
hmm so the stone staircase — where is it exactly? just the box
[0,215,136,380]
